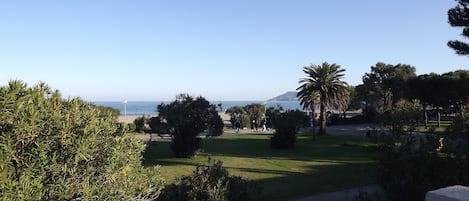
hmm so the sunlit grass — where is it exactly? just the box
[143,134,378,201]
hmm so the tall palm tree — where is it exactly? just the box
[297,62,348,135]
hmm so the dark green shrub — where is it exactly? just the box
[270,110,310,149]
[378,145,469,201]
[170,131,202,158]
[158,160,263,201]
[270,116,296,149]
[127,122,137,132]
[447,116,469,136]
[134,116,146,133]
[157,94,223,158]
[207,109,224,136]
[377,125,469,201]
[0,80,164,200]
[149,116,171,134]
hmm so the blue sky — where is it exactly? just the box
[0,1,467,101]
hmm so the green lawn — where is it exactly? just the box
[143,134,378,201]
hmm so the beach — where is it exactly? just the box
[118,113,231,123]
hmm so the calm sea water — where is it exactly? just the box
[93,101,302,116]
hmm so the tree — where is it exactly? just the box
[297,88,319,131]
[226,106,249,128]
[157,94,223,158]
[360,63,416,114]
[297,62,349,135]
[244,103,266,127]
[441,70,469,118]
[408,70,469,127]
[448,0,469,56]
[0,80,163,200]
[408,73,440,128]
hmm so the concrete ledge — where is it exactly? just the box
[426,185,469,201]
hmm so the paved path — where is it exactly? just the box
[133,129,274,142]
[290,185,383,201]
[325,123,372,137]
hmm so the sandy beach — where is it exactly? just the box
[118,113,231,123]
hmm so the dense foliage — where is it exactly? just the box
[225,106,249,128]
[244,103,266,126]
[157,94,223,157]
[377,99,469,201]
[270,110,310,149]
[134,115,146,133]
[95,105,120,119]
[378,136,469,201]
[376,99,423,132]
[149,116,172,134]
[265,105,283,129]
[447,0,469,55]
[226,104,266,129]
[158,160,263,201]
[356,62,416,121]
[0,81,163,200]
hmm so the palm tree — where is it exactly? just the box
[297,62,349,135]
[297,89,319,132]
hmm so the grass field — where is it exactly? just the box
[143,134,379,201]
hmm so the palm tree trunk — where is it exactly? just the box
[423,103,428,129]
[319,102,326,135]
[310,103,316,134]
[460,103,465,119]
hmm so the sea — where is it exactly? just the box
[93,101,303,116]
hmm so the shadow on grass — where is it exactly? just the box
[142,134,378,201]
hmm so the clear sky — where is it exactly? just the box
[0,1,467,101]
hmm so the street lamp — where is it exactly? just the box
[123,99,127,122]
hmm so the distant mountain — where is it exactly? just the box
[268,91,298,101]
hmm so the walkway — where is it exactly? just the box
[325,123,372,137]
[290,185,383,201]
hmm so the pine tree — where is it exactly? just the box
[448,0,469,56]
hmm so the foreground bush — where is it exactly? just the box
[158,159,263,201]
[377,125,469,201]
[0,81,164,200]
